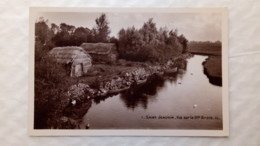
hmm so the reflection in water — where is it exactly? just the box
[81,55,222,130]
[120,59,188,110]
[91,60,188,110]
[165,60,187,84]
[176,59,188,71]
[61,99,92,129]
[63,100,92,119]
[88,59,189,110]
[93,94,115,104]
[119,74,165,109]
[63,99,92,120]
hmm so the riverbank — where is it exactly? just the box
[67,54,191,98]
[202,56,222,86]
[41,54,191,129]
[188,41,222,86]
[64,55,222,130]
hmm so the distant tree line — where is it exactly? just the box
[188,41,221,55]
[189,41,221,48]
[118,18,188,63]
[35,14,111,53]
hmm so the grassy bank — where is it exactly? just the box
[188,41,222,86]
[203,56,222,86]
[78,60,147,87]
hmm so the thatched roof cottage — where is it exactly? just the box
[48,46,92,77]
[80,43,117,63]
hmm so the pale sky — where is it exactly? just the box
[36,12,222,42]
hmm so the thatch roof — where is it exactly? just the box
[80,43,116,55]
[48,46,92,64]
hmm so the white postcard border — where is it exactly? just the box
[29,7,229,137]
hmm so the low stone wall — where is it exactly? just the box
[57,54,192,129]
[65,67,152,100]
[65,54,192,103]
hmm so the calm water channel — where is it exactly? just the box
[80,55,222,130]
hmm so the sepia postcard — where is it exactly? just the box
[29,7,229,136]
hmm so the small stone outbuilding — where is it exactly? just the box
[48,46,92,77]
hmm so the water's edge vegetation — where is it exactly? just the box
[189,41,222,86]
[203,56,222,86]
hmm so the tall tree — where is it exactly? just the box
[117,18,188,63]
[35,17,53,47]
[53,23,76,46]
[51,23,59,35]
[139,18,158,44]
[93,14,111,42]
[72,27,91,46]
[35,17,55,62]
[178,34,188,53]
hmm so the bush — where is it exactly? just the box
[34,21,70,128]
[118,19,188,63]
[34,51,69,128]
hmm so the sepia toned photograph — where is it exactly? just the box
[29,7,228,136]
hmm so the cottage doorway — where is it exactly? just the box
[65,62,72,76]
[74,63,83,77]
